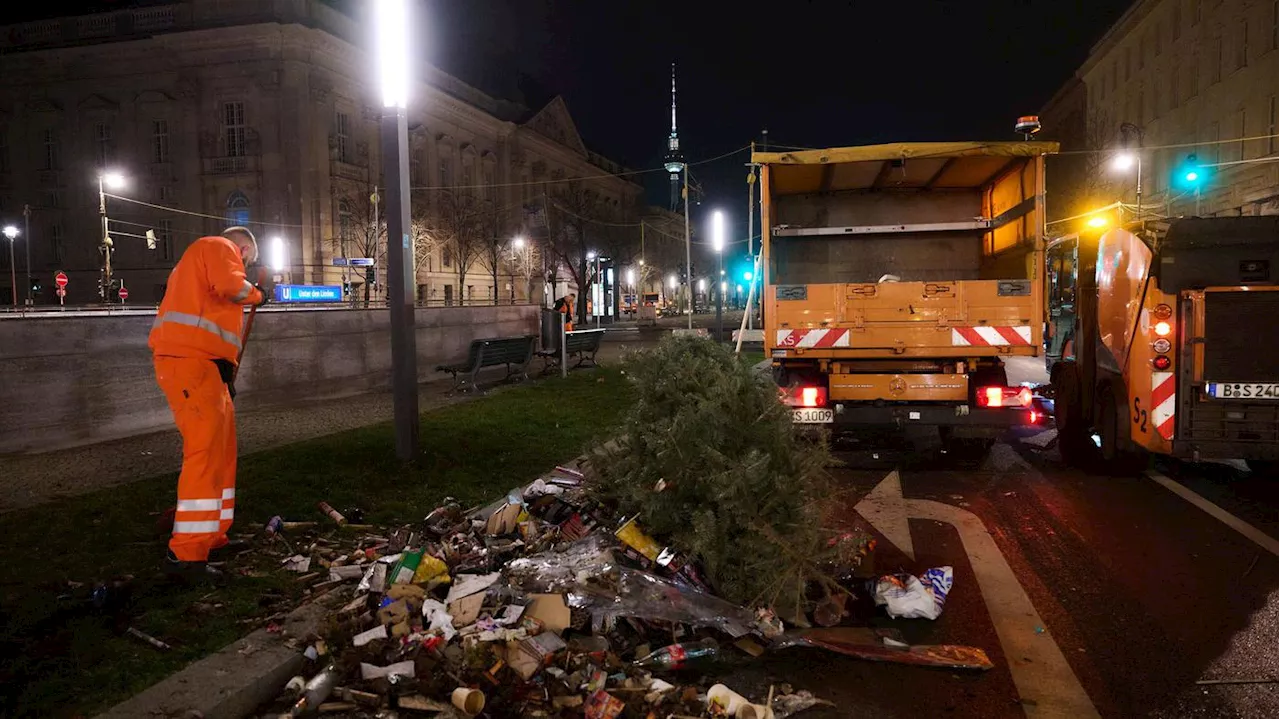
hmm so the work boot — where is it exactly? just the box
[163,550,226,585]
[208,538,251,560]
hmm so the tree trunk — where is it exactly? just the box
[491,250,499,306]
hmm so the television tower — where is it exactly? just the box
[663,63,684,212]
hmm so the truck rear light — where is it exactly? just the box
[977,386,1033,408]
[1154,321,1172,337]
[1152,355,1172,370]
[1153,303,1173,320]
[1152,338,1172,353]
[783,385,828,408]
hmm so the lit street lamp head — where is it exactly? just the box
[269,236,287,272]
[1112,153,1136,172]
[101,172,126,190]
[375,0,411,109]
[711,209,725,253]
[2,225,17,240]
[587,251,596,260]
[512,236,526,250]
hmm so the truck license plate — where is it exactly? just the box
[793,408,834,424]
[1206,383,1279,399]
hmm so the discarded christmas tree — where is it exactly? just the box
[590,336,835,610]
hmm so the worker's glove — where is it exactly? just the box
[212,359,238,401]
[253,283,271,306]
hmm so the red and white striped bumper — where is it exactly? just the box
[950,326,1034,346]
[775,329,850,348]
[1151,371,1176,440]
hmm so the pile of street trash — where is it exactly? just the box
[248,464,992,718]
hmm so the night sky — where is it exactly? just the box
[21,0,1130,232]
[424,0,1131,215]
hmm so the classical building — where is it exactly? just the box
[1041,0,1278,222]
[0,0,642,306]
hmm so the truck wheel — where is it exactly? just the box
[1098,387,1147,476]
[1246,460,1278,476]
[1051,363,1093,466]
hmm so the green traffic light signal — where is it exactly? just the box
[1176,153,1205,190]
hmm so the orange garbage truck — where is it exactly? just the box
[1046,216,1279,473]
[757,141,1057,458]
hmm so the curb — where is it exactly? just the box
[95,592,338,719]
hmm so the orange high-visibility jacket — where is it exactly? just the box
[149,236,264,363]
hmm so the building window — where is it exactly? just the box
[94,122,112,165]
[467,285,474,302]
[1122,47,1130,81]
[335,112,351,164]
[152,119,169,164]
[1273,3,1278,51]
[41,128,58,170]
[1187,55,1198,98]
[158,185,174,203]
[442,244,453,267]
[462,161,474,190]
[1210,35,1222,84]
[1193,0,1201,26]
[482,166,494,199]
[439,157,452,187]
[51,225,63,264]
[1171,3,1180,39]
[43,190,60,209]
[226,190,250,226]
[1138,89,1146,124]
[1207,120,1220,163]
[222,101,246,157]
[1169,61,1180,107]
[1110,60,1117,93]
[1235,21,1248,69]
[1269,96,1277,155]
[1236,108,1247,161]
[159,218,174,261]
[337,199,353,255]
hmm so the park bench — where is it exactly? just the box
[537,328,606,374]
[435,335,537,392]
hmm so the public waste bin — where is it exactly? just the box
[540,309,563,352]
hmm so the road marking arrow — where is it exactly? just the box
[854,469,915,560]
[856,471,1098,718]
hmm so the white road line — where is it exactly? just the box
[856,472,1099,718]
[1147,471,1279,556]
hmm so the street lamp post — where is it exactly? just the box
[97,171,125,303]
[23,204,31,305]
[376,0,419,461]
[4,225,17,308]
[1115,122,1144,221]
[711,210,725,342]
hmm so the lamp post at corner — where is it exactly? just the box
[711,209,725,342]
[97,171,126,302]
[4,225,17,308]
[376,0,420,461]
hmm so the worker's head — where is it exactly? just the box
[566,293,576,302]
[222,226,258,265]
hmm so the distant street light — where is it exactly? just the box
[668,274,677,289]
[587,250,596,260]
[375,0,419,461]
[1086,215,1109,229]
[698,278,706,293]
[269,236,287,274]
[711,209,726,341]
[4,225,18,308]
[512,236,526,250]
[97,170,128,303]
[626,268,635,286]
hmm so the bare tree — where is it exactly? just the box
[330,186,440,307]
[474,199,522,304]
[546,182,614,323]
[417,190,488,305]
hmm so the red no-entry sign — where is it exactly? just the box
[55,271,68,288]
[118,286,129,301]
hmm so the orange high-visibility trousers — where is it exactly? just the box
[154,356,238,561]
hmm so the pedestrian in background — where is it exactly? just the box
[149,226,270,583]
[554,292,576,332]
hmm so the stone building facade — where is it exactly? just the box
[1041,0,1278,222]
[0,0,641,306]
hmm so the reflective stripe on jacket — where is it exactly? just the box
[149,236,263,362]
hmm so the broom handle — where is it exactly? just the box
[232,269,265,384]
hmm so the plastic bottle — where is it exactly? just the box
[289,664,339,716]
[265,515,284,536]
[633,637,719,669]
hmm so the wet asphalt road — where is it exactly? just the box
[722,427,1277,718]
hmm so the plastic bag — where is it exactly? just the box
[874,566,952,620]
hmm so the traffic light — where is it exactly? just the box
[1175,154,1207,191]
[29,277,41,295]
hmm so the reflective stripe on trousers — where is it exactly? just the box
[153,311,243,351]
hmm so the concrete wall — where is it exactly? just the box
[0,304,538,454]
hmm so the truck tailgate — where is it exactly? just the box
[771,280,1039,354]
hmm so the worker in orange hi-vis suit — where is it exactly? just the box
[149,226,270,583]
